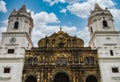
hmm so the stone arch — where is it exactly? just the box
[25,75,37,82]
[72,39,77,47]
[14,21,19,29]
[53,72,70,82]
[86,75,97,82]
[103,20,108,27]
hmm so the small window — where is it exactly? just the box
[110,50,114,56]
[58,43,64,48]
[56,58,67,66]
[103,20,108,27]
[85,57,89,65]
[4,67,10,73]
[29,27,31,34]
[91,27,93,33]
[89,57,94,65]
[112,67,119,73]
[14,21,19,29]
[8,49,14,54]
[28,58,33,65]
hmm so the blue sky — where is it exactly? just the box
[0,0,120,46]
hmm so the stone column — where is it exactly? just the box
[37,73,40,82]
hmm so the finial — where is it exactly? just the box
[60,28,62,31]
[18,5,26,12]
[94,3,102,11]
[57,27,64,34]
[22,4,26,8]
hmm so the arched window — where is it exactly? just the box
[103,20,108,27]
[67,39,71,47]
[110,50,114,56]
[46,39,49,47]
[34,57,38,65]
[73,39,77,47]
[85,57,94,65]
[89,57,94,65]
[85,57,89,65]
[27,58,33,65]
[58,43,64,48]
[14,21,19,29]
[56,57,67,66]
[52,39,55,47]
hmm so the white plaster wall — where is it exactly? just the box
[93,34,120,48]
[7,17,32,35]
[0,33,32,48]
[90,15,115,33]
[99,59,120,82]
[0,59,24,82]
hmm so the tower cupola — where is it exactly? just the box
[88,4,115,36]
[7,5,34,36]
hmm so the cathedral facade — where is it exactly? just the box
[22,29,100,82]
[0,3,120,82]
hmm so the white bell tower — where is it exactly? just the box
[88,4,120,82]
[0,5,33,82]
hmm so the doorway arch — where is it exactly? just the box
[53,72,70,82]
[25,75,37,82]
[86,75,97,82]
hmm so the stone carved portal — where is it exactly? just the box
[86,75,97,82]
[25,75,37,82]
[53,72,69,82]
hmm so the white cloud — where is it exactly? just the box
[67,0,115,18]
[67,2,91,18]
[76,27,89,46]
[0,19,8,43]
[2,19,8,26]
[43,0,66,6]
[43,0,83,5]
[30,11,59,46]
[0,0,7,13]
[31,11,59,27]
[110,9,120,31]
[65,0,80,4]
[60,9,67,13]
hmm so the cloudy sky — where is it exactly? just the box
[0,0,120,47]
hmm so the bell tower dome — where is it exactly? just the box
[88,4,115,36]
[7,5,33,36]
